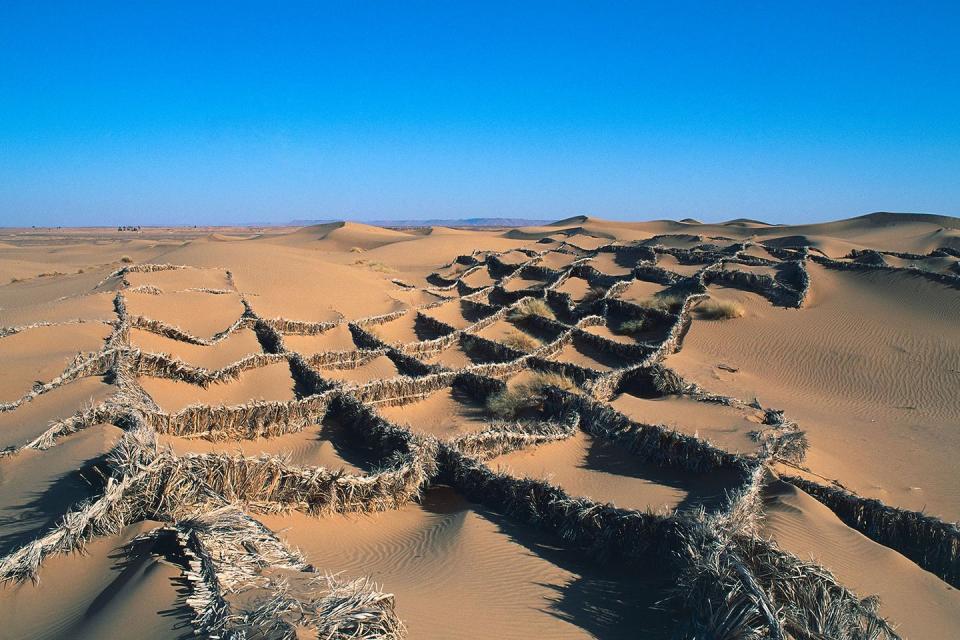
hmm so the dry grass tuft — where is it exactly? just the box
[695,298,745,320]
[508,297,554,321]
[353,259,395,273]
[350,246,365,253]
[120,255,134,263]
[634,294,685,313]
[486,372,577,418]
[499,329,541,353]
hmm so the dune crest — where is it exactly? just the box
[1,212,958,639]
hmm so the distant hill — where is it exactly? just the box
[288,217,551,228]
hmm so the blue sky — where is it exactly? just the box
[1,1,958,226]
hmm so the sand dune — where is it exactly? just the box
[0,521,185,640]
[261,487,673,639]
[762,480,960,639]
[2,212,959,638]
[0,377,116,450]
[139,361,296,411]
[272,221,416,251]
[489,431,739,512]
[667,264,960,520]
[129,326,264,369]
[0,323,112,402]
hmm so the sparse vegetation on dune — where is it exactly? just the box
[694,297,745,320]
[507,297,554,321]
[634,293,685,313]
[499,328,540,352]
[486,372,577,418]
[3,225,958,638]
[353,258,395,273]
[618,318,646,334]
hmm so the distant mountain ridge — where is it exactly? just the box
[288,217,552,228]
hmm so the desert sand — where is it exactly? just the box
[1,212,959,639]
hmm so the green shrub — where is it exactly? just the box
[618,318,647,334]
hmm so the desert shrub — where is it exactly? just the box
[353,259,395,273]
[634,294,684,313]
[507,297,554,321]
[120,255,134,263]
[486,372,577,418]
[499,329,540,353]
[618,318,646,334]
[38,271,66,277]
[694,298,744,320]
[350,246,365,253]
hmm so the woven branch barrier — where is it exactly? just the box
[143,447,435,516]
[553,390,749,473]
[346,371,459,408]
[460,332,527,363]
[252,318,285,353]
[633,264,683,285]
[260,316,341,335]
[131,349,286,386]
[449,411,580,461]
[571,325,649,361]
[308,348,387,369]
[784,475,960,588]
[438,443,680,562]
[810,253,960,289]
[169,506,407,639]
[143,392,335,439]
[129,314,253,345]
[0,318,111,339]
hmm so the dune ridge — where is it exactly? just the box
[1,212,958,639]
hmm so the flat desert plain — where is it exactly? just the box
[0,212,958,639]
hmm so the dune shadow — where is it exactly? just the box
[583,436,741,513]
[470,503,677,638]
[317,417,382,472]
[94,531,195,638]
[0,454,107,556]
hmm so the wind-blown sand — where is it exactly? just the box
[1,212,958,638]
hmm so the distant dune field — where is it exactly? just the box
[1,212,959,639]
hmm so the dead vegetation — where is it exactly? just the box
[2,235,948,638]
[498,328,540,352]
[633,293,685,313]
[486,372,577,418]
[507,297,554,321]
[353,259,395,273]
[694,297,746,320]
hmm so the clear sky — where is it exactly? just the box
[1,1,958,226]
